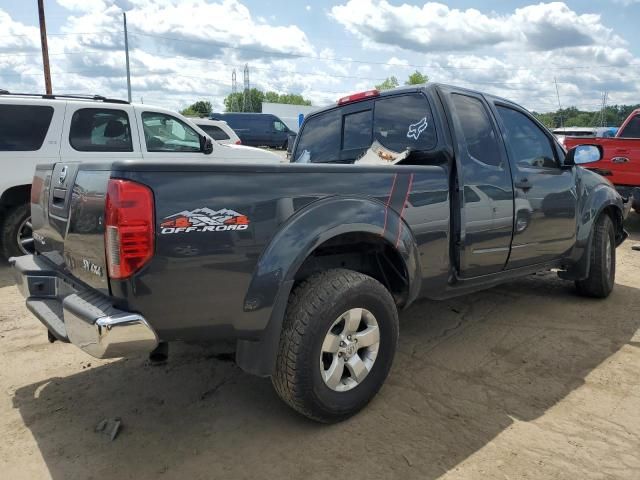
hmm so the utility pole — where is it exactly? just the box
[231,69,239,112]
[242,64,252,112]
[554,77,563,129]
[37,0,52,95]
[123,12,132,102]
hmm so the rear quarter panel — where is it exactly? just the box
[112,163,450,342]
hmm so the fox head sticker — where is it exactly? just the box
[407,117,429,141]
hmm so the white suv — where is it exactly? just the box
[189,118,242,145]
[0,92,280,258]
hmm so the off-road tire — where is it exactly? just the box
[272,269,399,423]
[1,203,31,259]
[575,214,615,298]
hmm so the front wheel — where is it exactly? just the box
[575,214,615,298]
[272,269,399,423]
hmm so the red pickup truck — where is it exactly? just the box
[564,109,640,211]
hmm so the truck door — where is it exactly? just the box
[444,91,514,277]
[492,103,576,268]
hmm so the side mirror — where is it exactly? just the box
[200,135,214,155]
[564,144,602,167]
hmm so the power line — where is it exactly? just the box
[127,30,640,72]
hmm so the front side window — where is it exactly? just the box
[496,106,558,169]
[0,104,54,151]
[199,125,230,141]
[619,115,640,138]
[142,112,200,152]
[273,120,287,132]
[373,93,436,152]
[69,108,132,152]
[451,94,502,168]
[294,109,341,163]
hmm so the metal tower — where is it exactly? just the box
[242,64,253,112]
[230,69,240,112]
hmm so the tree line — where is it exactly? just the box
[180,70,430,115]
[534,105,640,129]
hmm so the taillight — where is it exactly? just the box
[235,139,241,145]
[104,179,154,279]
[337,89,380,105]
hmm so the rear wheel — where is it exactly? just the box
[272,269,398,423]
[575,214,615,298]
[1,203,33,259]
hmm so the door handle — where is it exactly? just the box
[612,157,629,164]
[514,178,531,190]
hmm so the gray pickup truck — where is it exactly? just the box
[11,84,628,422]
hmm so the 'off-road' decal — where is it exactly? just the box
[160,207,250,234]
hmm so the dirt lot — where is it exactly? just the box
[1,218,640,480]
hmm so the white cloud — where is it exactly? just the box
[1,2,639,114]
[330,1,624,52]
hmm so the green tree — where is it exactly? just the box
[405,70,429,85]
[180,100,212,117]
[223,89,265,113]
[263,91,312,106]
[375,76,399,91]
[224,89,311,112]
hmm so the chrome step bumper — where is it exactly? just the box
[10,255,158,359]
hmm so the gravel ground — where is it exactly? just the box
[1,216,639,480]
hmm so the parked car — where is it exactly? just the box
[0,92,279,258]
[564,109,640,211]
[209,112,293,149]
[189,118,241,145]
[11,83,628,423]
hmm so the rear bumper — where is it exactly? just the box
[10,255,158,359]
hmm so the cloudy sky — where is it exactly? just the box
[1,0,639,113]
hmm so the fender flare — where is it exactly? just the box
[561,184,624,280]
[235,195,422,377]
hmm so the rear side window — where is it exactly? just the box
[199,125,230,141]
[69,108,132,152]
[343,110,372,150]
[295,109,341,163]
[450,94,502,168]
[619,115,640,138]
[0,104,54,151]
[374,93,436,152]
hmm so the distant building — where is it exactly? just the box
[261,102,317,132]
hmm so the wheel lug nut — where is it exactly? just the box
[347,335,352,340]
[338,352,342,357]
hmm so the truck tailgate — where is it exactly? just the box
[31,162,111,294]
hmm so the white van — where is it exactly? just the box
[0,92,280,258]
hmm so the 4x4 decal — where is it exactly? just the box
[160,207,249,234]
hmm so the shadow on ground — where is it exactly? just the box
[12,271,640,479]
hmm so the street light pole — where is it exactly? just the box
[123,12,132,102]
